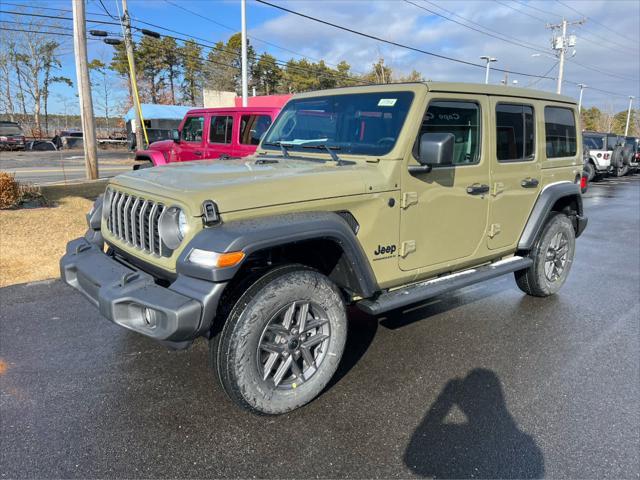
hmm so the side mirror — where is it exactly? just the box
[172,129,180,143]
[410,132,455,173]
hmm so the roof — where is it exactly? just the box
[292,81,577,105]
[186,106,284,114]
[124,104,195,122]
[233,94,291,108]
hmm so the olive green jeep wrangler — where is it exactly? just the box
[61,83,587,414]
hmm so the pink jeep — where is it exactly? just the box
[135,102,288,166]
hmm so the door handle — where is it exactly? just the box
[466,183,490,195]
[194,151,203,156]
[521,177,539,188]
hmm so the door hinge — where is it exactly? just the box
[488,223,501,238]
[401,192,418,209]
[400,240,416,258]
[492,182,505,196]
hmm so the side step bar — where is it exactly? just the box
[357,256,533,315]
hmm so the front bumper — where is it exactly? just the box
[60,237,226,348]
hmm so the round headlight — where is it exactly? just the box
[158,206,188,250]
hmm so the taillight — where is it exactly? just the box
[580,175,587,190]
[604,153,610,159]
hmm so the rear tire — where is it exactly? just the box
[515,213,576,297]
[215,265,347,415]
[615,164,629,177]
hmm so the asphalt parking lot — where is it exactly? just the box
[1,176,638,478]
[0,149,134,185]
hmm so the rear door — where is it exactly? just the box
[487,98,541,250]
[235,112,274,158]
[206,113,234,159]
[176,114,206,161]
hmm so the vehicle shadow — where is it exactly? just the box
[404,369,544,479]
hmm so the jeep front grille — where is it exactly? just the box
[106,190,165,256]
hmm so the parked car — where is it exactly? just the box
[134,106,284,166]
[0,121,26,150]
[582,131,612,181]
[61,83,587,415]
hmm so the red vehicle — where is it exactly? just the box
[135,101,288,166]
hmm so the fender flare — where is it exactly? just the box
[518,182,585,251]
[135,149,167,166]
[176,211,379,298]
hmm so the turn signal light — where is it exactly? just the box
[187,249,245,269]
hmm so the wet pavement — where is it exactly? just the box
[1,176,639,478]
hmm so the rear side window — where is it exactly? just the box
[209,115,233,144]
[181,116,204,142]
[496,104,535,162]
[545,107,577,158]
[240,114,272,145]
[416,100,481,165]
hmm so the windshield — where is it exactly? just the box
[262,91,414,156]
[0,125,23,136]
[583,135,604,150]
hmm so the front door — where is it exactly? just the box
[177,114,206,161]
[399,94,490,271]
[487,99,541,250]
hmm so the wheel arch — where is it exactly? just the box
[177,211,380,300]
[518,182,586,251]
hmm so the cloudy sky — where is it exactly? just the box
[7,0,639,114]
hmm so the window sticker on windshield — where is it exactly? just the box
[378,98,397,107]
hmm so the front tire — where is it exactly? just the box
[215,265,347,415]
[515,213,576,297]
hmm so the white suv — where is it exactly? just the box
[583,132,612,180]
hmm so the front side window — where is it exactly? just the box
[496,104,535,162]
[415,100,481,165]
[545,107,577,158]
[240,114,272,145]
[262,91,414,156]
[181,116,204,142]
[209,115,234,144]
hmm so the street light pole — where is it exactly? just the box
[577,83,586,112]
[240,0,248,107]
[624,96,635,137]
[480,56,497,84]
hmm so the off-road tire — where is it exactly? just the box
[615,164,629,177]
[583,162,595,182]
[215,265,347,415]
[515,213,576,297]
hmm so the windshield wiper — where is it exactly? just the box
[301,144,343,165]
[263,141,291,158]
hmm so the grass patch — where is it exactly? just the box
[0,179,108,287]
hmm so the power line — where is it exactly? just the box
[255,0,557,80]
[555,0,636,48]
[494,0,548,23]
[0,26,73,37]
[405,0,548,54]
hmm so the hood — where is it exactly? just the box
[147,139,173,151]
[111,155,390,214]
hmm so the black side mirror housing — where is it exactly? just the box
[172,129,180,143]
[415,132,455,171]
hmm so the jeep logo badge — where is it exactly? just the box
[374,244,396,256]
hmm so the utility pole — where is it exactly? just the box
[240,0,248,107]
[547,18,584,94]
[122,0,144,150]
[624,96,635,137]
[72,0,99,180]
[480,56,497,84]
[577,83,586,112]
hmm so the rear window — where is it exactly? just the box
[544,107,577,158]
[496,103,535,162]
[0,125,23,135]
